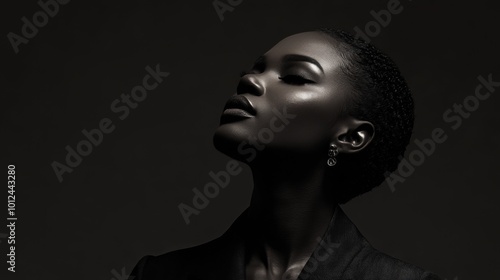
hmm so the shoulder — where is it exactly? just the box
[344,244,442,280]
[129,211,248,280]
[129,234,236,280]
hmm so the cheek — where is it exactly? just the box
[258,89,342,150]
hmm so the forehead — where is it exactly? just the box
[264,31,344,72]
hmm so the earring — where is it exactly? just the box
[327,144,338,167]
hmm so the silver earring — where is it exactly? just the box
[327,144,338,167]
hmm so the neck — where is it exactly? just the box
[245,155,338,270]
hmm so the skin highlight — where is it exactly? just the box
[213,31,375,280]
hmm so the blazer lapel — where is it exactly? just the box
[207,206,366,280]
[296,206,366,280]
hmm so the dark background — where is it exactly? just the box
[1,0,499,279]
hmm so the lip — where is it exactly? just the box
[220,95,256,124]
[223,95,256,115]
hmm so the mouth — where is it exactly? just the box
[220,95,256,124]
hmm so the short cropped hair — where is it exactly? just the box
[318,28,414,203]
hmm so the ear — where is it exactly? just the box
[333,118,375,154]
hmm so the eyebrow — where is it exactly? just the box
[282,54,324,73]
[252,54,324,73]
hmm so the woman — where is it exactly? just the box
[130,28,442,280]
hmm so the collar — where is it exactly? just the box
[219,205,368,280]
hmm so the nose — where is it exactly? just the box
[236,74,264,96]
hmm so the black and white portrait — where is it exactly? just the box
[2,1,499,280]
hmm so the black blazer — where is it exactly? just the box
[130,206,441,280]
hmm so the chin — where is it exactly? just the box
[212,122,259,164]
[212,124,251,163]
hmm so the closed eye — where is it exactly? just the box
[278,74,315,85]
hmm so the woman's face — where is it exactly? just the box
[213,31,352,163]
